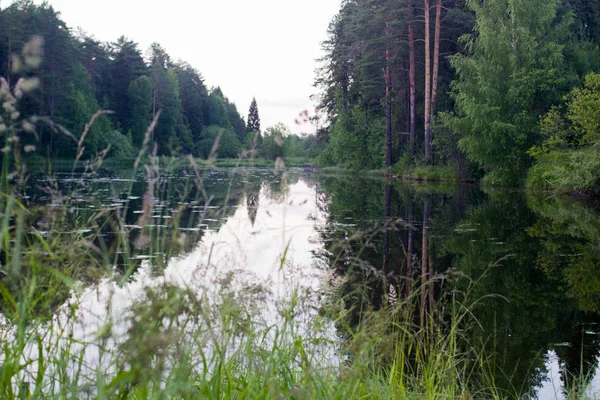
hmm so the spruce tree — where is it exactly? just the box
[246,97,261,135]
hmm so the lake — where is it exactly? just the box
[12,166,600,399]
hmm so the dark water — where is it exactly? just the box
[316,175,600,399]
[25,167,600,399]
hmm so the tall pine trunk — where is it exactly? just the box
[152,83,158,145]
[384,49,393,169]
[384,21,393,169]
[408,0,416,159]
[406,203,414,297]
[424,0,432,162]
[383,182,392,273]
[6,38,11,87]
[420,197,430,326]
[431,0,442,115]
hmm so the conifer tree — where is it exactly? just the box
[246,97,261,135]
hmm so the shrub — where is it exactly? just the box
[197,125,241,159]
[526,146,600,192]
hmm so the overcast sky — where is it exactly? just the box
[29,0,341,134]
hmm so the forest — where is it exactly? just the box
[315,0,600,189]
[0,0,319,163]
[3,1,600,191]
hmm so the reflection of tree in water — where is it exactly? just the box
[526,194,600,393]
[315,177,600,398]
[314,176,388,330]
[440,189,600,398]
[244,180,262,226]
[528,194,600,314]
[314,176,461,339]
[263,174,291,203]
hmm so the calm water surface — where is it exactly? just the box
[25,167,600,399]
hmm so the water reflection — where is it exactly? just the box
[314,175,600,399]
[11,168,600,398]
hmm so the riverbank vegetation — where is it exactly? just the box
[314,0,600,190]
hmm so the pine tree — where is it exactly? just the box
[149,43,192,155]
[175,62,208,152]
[110,37,147,133]
[246,97,261,135]
[127,75,154,148]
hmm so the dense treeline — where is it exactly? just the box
[315,0,600,187]
[0,1,266,160]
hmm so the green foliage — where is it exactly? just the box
[149,45,193,155]
[0,5,245,160]
[110,36,147,132]
[174,62,207,143]
[318,106,384,170]
[527,146,600,192]
[127,75,153,148]
[244,130,263,152]
[528,72,600,191]
[567,72,600,144]
[56,64,114,157]
[315,0,475,174]
[566,0,600,43]
[283,134,321,159]
[260,124,287,160]
[392,163,460,182]
[246,97,261,135]
[226,100,246,143]
[444,0,574,184]
[529,106,571,159]
[197,125,241,159]
[205,89,231,129]
[100,130,136,158]
[528,194,600,313]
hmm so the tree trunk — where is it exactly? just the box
[384,62,392,169]
[424,0,432,163]
[428,237,434,315]
[383,182,392,274]
[431,0,442,115]
[50,58,56,118]
[408,0,416,159]
[420,197,430,327]
[7,38,11,88]
[152,85,158,144]
[384,22,393,169]
[406,203,413,297]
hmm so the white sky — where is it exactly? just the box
[25,0,341,134]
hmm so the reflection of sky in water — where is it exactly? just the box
[45,178,336,379]
[536,350,600,400]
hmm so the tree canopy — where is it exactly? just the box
[0,0,246,159]
[315,0,600,187]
